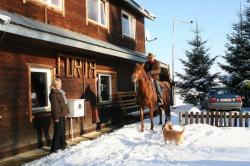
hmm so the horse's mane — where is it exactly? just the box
[140,65,151,81]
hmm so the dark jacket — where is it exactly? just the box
[49,89,69,121]
[144,60,161,80]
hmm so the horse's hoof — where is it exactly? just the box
[141,128,144,132]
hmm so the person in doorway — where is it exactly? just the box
[31,85,39,107]
[49,78,69,152]
[33,113,51,148]
[144,53,163,106]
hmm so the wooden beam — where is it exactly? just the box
[239,112,243,127]
[228,112,232,127]
[234,112,238,127]
[211,112,214,126]
[245,112,249,127]
[215,112,219,127]
[201,112,204,124]
[190,112,193,124]
[195,112,199,124]
[206,111,210,125]
[185,112,188,125]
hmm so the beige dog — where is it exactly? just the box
[162,122,185,145]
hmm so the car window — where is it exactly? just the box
[209,88,232,95]
[217,90,225,94]
[209,90,217,95]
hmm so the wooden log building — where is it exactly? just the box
[0,0,169,158]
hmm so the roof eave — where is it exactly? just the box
[123,0,156,21]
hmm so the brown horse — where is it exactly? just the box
[132,63,172,132]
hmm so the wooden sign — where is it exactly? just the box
[56,54,96,79]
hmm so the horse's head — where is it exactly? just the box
[132,63,145,82]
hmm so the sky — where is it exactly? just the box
[25,95,250,166]
[136,0,248,77]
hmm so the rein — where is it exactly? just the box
[136,69,156,92]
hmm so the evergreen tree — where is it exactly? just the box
[176,22,218,105]
[219,4,250,89]
[243,1,250,74]
[218,2,250,107]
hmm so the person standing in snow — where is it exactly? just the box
[49,78,69,152]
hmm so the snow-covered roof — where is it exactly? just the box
[0,14,11,25]
[123,0,156,20]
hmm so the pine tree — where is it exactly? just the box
[176,22,218,105]
[219,1,250,105]
[243,1,250,75]
[219,4,250,89]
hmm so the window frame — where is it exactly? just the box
[98,73,112,103]
[86,0,109,28]
[30,67,52,114]
[23,0,65,13]
[121,10,136,39]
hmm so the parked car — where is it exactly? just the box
[202,88,243,111]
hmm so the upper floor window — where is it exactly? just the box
[24,0,64,11]
[121,10,136,39]
[87,0,108,27]
[51,0,63,10]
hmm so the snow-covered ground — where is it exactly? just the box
[25,95,250,166]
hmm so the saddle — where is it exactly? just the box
[148,75,169,92]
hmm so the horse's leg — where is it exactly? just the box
[165,102,171,122]
[158,105,162,125]
[140,107,144,132]
[168,103,171,121]
[149,106,154,131]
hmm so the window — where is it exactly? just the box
[24,0,64,11]
[51,0,63,10]
[98,74,112,102]
[31,67,52,113]
[87,0,108,27]
[122,11,135,39]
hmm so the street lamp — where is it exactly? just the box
[146,37,158,42]
[172,19,193,106]
[145,35,158,55]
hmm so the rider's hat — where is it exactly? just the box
[147,53,156,58]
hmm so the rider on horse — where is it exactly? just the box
[144,53,163,106]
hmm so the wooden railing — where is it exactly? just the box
[116,91,139,113]
[179,111,250,127]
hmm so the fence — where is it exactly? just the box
[179,111,250,127]
[116,91,139,113]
